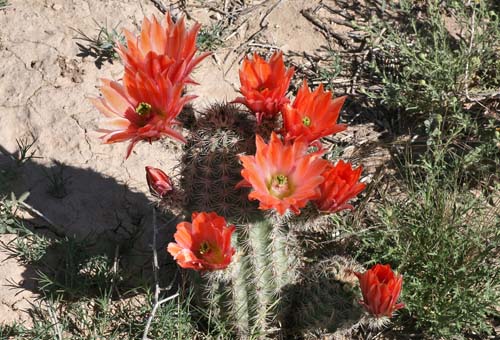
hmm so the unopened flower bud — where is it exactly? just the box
[145,166,173,198]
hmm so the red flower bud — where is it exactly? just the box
[355,264,405,318]
[145,166,173,198]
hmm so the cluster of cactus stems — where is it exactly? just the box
[90,12,404,339]
[175,102,361,338]
[179,103,295,336]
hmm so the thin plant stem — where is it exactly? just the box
[142,208,179,340]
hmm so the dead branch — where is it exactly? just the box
[149,0,168,14]
[142,208,179,340]
[301,9,351,49]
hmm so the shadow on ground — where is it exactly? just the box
[0,145,180,301]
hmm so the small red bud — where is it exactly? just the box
[355,264,404,318]
[145,166,173,198]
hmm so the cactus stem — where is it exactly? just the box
[248,218,276,331]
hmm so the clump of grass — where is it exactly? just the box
[5,228,52,264]
[0,192,29,234]
[72,20,125,68]
[15,136,39,166]
[0,0,9,9]
[354,146,500,338]
[34,237,119,299]
[0,193,52,264]
[196,22,225,52]
[43,161,69,199]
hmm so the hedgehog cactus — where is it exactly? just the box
[179,103,297,337]
[176,100,366,337]
[202,219,296,337]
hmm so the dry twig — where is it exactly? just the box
[46,300,63,340]
[149,0,168,14]
[142,209,179,340]
[19,201,66,237]
[301,8,351,49]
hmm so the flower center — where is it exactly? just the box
[302,116,312,127]
[269,174,292,198]
[199,241,211,255]
[135,102,152,116]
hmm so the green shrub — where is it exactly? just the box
[360,0,500,179]
[363,0,499,123]
[355,151,500,338]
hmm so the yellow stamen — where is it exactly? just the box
[136,102,152,116]
[302,116,311,127]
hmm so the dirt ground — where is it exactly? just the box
[0,0,389,326]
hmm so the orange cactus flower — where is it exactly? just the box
[90,71,192,158]
[145,166,173,198]
[315,160,366,213]
[167,212,236,271]
[238,132,329,215]
[117,13,210,84]
[282,80,347,143]
[355,264,404,318]
[233,51,294,124]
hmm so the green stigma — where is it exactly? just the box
[199,241,211,255]
[275,174,288,185]
[269,174,292,198]
[302,116,311,127]
[135,102,152,116]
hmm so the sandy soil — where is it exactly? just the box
[0,0,388,326]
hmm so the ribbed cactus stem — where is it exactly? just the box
[271,224,294,289]
[248,218,276,332]
[230,229,252,335]
[203,273,229,323]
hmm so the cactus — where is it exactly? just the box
[199,219,297,338]
[280,256,364,338]
[177,103,296,337]
[180,103,258,223]
[174,103,361,338]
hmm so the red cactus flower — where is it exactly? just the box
[238,132,329,215]
[282,80,347,143]
[145,166,173,198]
[233,51,294,124]
[117,13,210,84]
[355,264,404,318]
[167,212,236,271]
[90,70,192,158]
[315,160,366,213]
